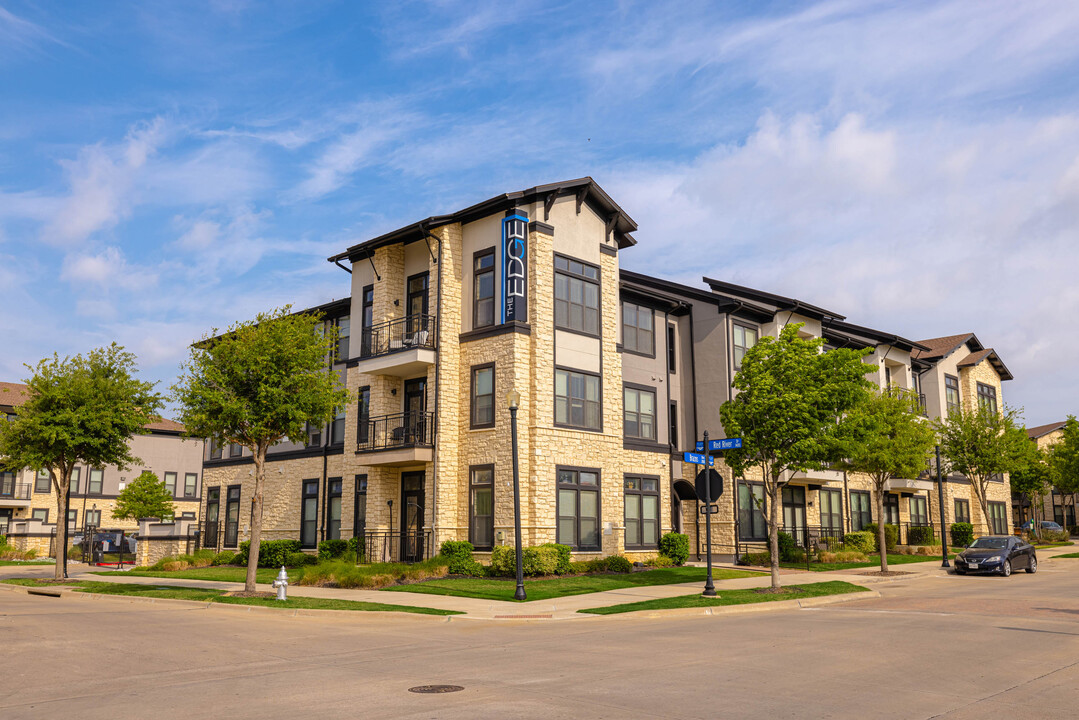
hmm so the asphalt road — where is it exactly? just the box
[2,559,1078,719]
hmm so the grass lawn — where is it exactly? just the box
[382,567,758,602]
[579,581,870,615]
[1034,542,1075,549]
[91,566,287,584]
[774,553,956,572]
[0,560,55,566]
[2,578,74,586]
[1050,552,1079,558]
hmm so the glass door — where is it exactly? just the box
[819,488,843,535]
[782,486,807,547]
[884,494,900,525]
[406,272,429,337]
[403,377,427,444]
[401,472,425,562]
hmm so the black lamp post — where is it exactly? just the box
[936,445,950,568]
[507,390,526,601]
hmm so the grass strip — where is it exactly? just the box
[579,580,871,615]
[1050,552,1079,558]
[774,553,956,572]
[0,560,55,566]
[91,566,286,584]
[382,567,757,602]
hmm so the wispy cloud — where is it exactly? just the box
[0,6,69,61]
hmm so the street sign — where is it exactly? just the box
[695,468,724,502]
[682,451,713,466]
[696,437,743,451]
[699,504,719,515]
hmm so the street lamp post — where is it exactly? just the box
[507,390,526,601]
[936,445,950,568]
[702,430,716,597]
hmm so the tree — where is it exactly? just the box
[172,306,350,592]
[720,323,872,589]
[1009,438,1052,527]
[1049,416,1079,529]
[837,388,939,572]
[0,344,161,580]
[937,405,1028,535]
[112,471,175,521]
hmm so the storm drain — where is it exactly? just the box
[409,685,464,694]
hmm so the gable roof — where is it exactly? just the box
[1027,421,1066,440]
[912,333,980,361]
[956,348,1013,381]
[0,381,29,409]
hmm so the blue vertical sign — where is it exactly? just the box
[501,213,528,324]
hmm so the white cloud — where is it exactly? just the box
[60,246,159,291]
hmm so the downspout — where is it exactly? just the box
[687,304,699,440]
[431,229,444,549]
[320,444,329,543]
[663,308,674,534]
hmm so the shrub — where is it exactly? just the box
[347,535,365,560]
[211,551,236,566]
[863,523,898,552]
[317,539,349,561]
[287,551,317,567]
[605,555,632,573]
[915,546,932,556]
[777,532,799,562]
[1037,528,1070,543]
[658,533,690,566]
[439,541,485,576]
[489,545,516,576]
[237,539,303,568]
[950,522,974,547]
[834,550,868,563]
[645,554,675,568]
[907,526,938,546]
[739,552,770,567]
[843,531,874,555]
[522,544,562,576]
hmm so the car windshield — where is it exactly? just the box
[969,537,1008,549]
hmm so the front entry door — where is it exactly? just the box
[401,472,426,562]
[782,486,807,547]
[403,378,427,444]
[0,508,11,536]
[884,494,900,525]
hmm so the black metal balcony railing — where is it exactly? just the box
[0,481,31,501]
[360,314,437,358]
[358,411,435,452]
[361,530,433,564]
[918,393,928,416]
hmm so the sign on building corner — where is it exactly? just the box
[501,212,528,324]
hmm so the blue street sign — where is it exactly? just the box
[696,437,743,452]
[683,451,713,466]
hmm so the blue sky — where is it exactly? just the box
[2,0,1078,425]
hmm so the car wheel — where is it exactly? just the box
[1002,560,1012,577]
[954,568,965,575]
[1026,556,1037,574]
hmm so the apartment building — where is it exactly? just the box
[195,177,1016,563]
[0,381,204,540]
[1019,421,1075,529]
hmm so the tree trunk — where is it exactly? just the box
[973,477,991,536]
[767,482,781,590]
[53,467,70,581]
[245,450,266,593]
[876,478,888,573]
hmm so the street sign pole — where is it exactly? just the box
[702,430,716,597]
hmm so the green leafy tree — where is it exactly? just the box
[937,406,1028,535]
[172,307,350,592]
[1049,416,1079,529]
[1010,438,1052,527]
[837,388,939,572]
[720,323,872,589]
[0,344,161,579]
[112,471,175,521]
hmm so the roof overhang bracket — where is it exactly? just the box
[544,191,558,221]
[367,253,381,282]
[575,187,587,215]
[605,214,619,242]
[419,224,439,265]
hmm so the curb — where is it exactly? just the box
[592,588,882,620]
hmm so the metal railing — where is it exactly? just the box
[359,314,437,358]
[357,411,435,452]
[918,393,928,416]
[361,530,433,564]
[202,520,219,550]
[0,481,31,500]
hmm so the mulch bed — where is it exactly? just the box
[859,570,915,577]
[223,591,277,599]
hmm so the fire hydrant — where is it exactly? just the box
[272,566,288,601]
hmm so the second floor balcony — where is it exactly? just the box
[355,314,437,377]
[357,411,435,466]
[0,480,32,507]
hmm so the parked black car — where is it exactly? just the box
[954,536,1036,577]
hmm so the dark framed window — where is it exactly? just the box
[732,323,759,371]
[954,498,970,524]
[331,408,346,445]
[555,368,601,431]
[557,467,600,550]
[210,439,222,460]
[977,382,997,415]
[667,325,677,373]
[67,509,77,528]
[357,386,370,445]
[354,475,367,539]
[88,469,103,495]
[669,401,678,449]
[624,476,659,548]
[300,479,319,548]
[473,249,496,329]
[850,490,872,531]
[738,481,767,540]
[554,255,600,336]
[306,421,322,448]
[85,509,101,527]
[360,285,374,356]
[1052,492,1075,529]
[622,301,654,355]
[326,478,342,541]
[205,487,220,546]
[184,473,198,498]
[988,501,1007,534]
[229,442,242,458]
[820,488,843,532]
[35,469,51,493]
[470,364,495,429]
[162,472,176,496]
[945,375,960,415]
[224,485,241,548]
[910,495,928,526]
[885,366,892,389]
[32,508,48,523]
[623,386,656,441]
[469,465,494,550]
[407,272,429,320]
[70,467,80,495]
[335,316,350,361]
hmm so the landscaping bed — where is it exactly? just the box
[578,581,871,615]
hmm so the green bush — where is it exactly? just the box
[777,532,799,562]
[211,551,236,566]
[658,532,690,566]
[739,552,770,567]
[949,522,974,547]
[317,539,349,561]
[1037,528,1070,543]
[346,535,365,560]
[440,540,485,576]
[237,539,303,568]
[863,523,898,552]
[605,555,632,573]
[286,551,317,567]
[907,526,938,546]
[843,531,874,555]
[645,554,675,568]
[490,543,571,576]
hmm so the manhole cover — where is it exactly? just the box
[408,685,464,694]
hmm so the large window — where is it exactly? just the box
[977,382,998,415]
[210,439,222,460]
[622,302,654,355]
[470,364,495,429]
[473,249,495,328]
[70,467,80,494]
[336,316,350,361]
[224,485,241,548]
[184,473,198,498]
[469,465,494,550]
[555,369,601,431]
[88,468,103,495]
[669,401,678,449]
[554,255,599,336]
[360,285,374,356]
[850,490,872,531]
[164,472,177,496]
[305,421,322,448]
[910,495,929,526]
[205,487,220,546]
[1053,492,1076,530]
[988,501,1008,535]
[32,508,48,522]
[331,408,346,445]
[820,488,843,532]
[945,375,960,415]
[356,386,370,445]
[229,442,242,458]
[557,468,600,550]
[733,323,759,371]
[326,478,342,541]
[954,498,970,524]
[624,476,659,549]
[623,386,656,441]
[85,509,101,527]
[353,475,367,539]
[738,481,767,540]
[300,479,319,548]
[35,469,50,493]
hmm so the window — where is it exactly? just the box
[470,364,495,429]
[945,375,960,415]
[184,473,198,498]
[0,471,13,497]
[623,386,656,441]
[820,488,843,533]
[622,302,653,355]
[554,255,599,336]
[210,439,222,460]
[300,479,319,548]
[954,498,970,524]
[336,316,350,361]
[31,508,48,522]
[738,481,767,540]
[555,369,601,431]
[224,486,241,548]
[407,272,429,319]
[85,509,101,527]
[229,442,242,458]
[326,478,342,541]
[977,382,998,415]
[88,469,103,495]
[667,325,677,373]
[469,465,494,550]
[988,501,1008,535]
[473,249,495,329]
[732,323,759,371]
[885,366,892,389]
[557,468,600,550]
[669,401,678,449]
[35,469,51,493]
[70,467,80,495]
[624,476,659,548]
[360,285,374,356]
[164,472,177,496]
[306,421,322,448]
[205,487,220,546]
[67,509,77,528]
[1053,492,1076,529]
[910,495,929,526]
[356,387,370,445]
[850,491,872,531]
[331,408,346,445]
[354,475,367,540]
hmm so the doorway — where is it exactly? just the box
[403,377,427,444]
[782,486,807,546]
[401,471,426,562]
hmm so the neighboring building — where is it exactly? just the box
[195,177,1018,563]
[0,381,204,539]
[1018,421,1075,530]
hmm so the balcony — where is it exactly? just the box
[357,411,435,466]
[0,481,31,508]
[355,314,437,377]
[918,393,928,416]
[788,467,844,486]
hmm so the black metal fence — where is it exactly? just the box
[358,412,435,452]
[202,520,219,550]
[360,314,437,358]
[361,530,433,564]
[77,527,135,566]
